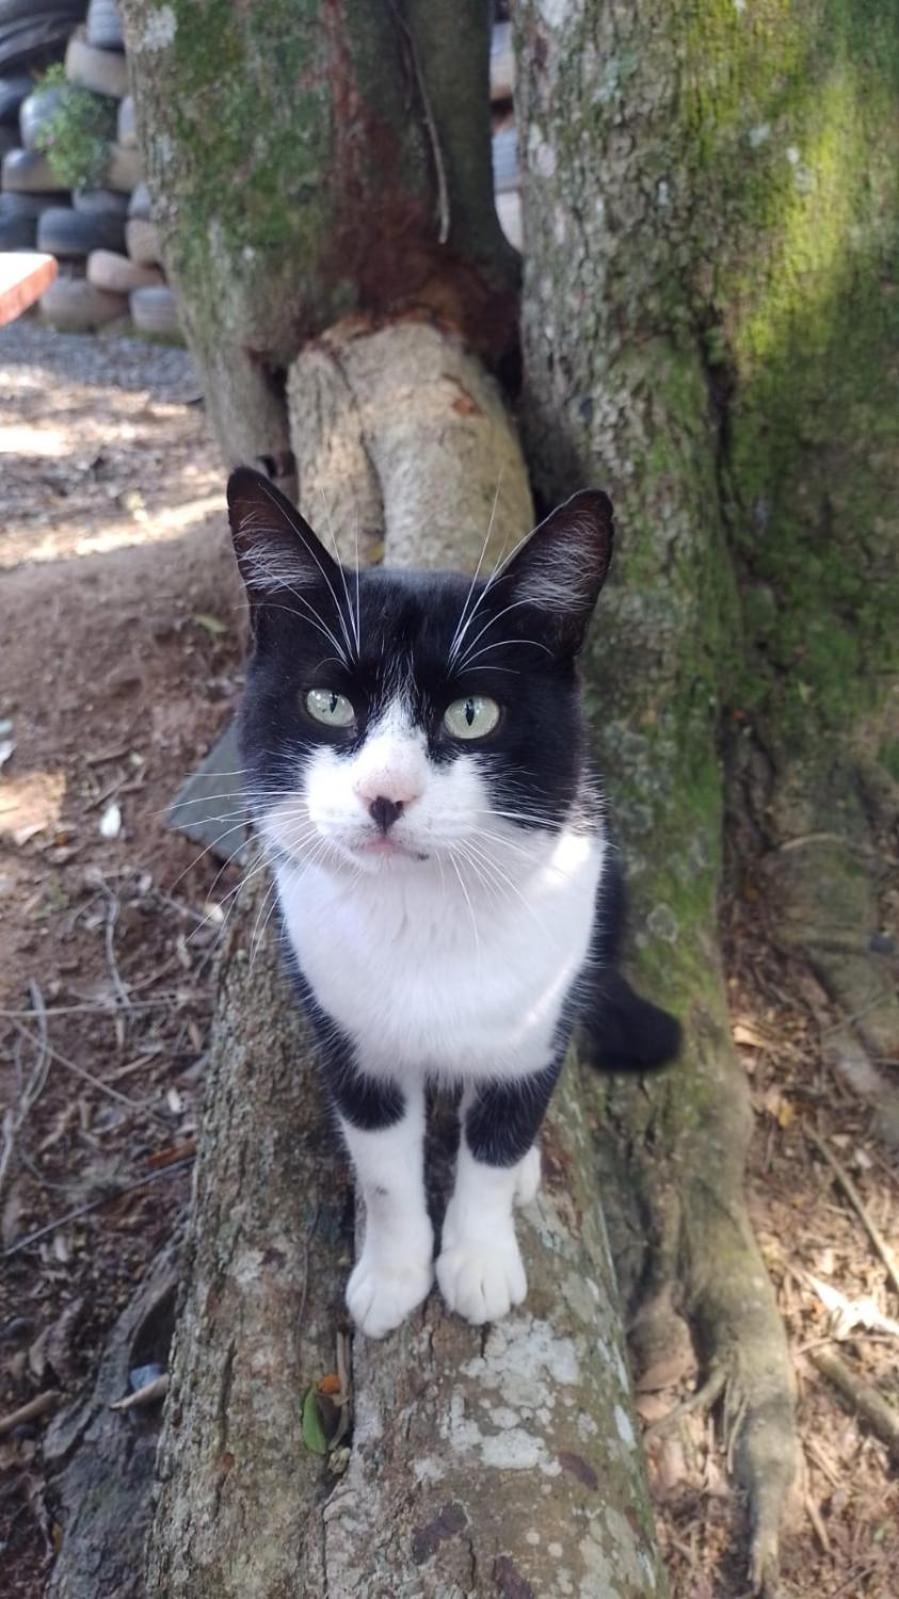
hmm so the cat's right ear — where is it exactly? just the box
[227,467,339,622]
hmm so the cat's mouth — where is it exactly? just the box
[356,835,428,862]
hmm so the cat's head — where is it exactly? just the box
[228,469,613,874]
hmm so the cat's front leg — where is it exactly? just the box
[437,1063,559,1326]
[335,1071,433,1339]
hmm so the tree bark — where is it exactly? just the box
[120,0,518,474]
[517,0,899,1588]
[143,324,667,1598]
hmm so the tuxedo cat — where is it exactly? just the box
[227,469,679,1338]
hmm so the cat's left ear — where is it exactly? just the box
[226,466,339,615]
[500,489,614,653]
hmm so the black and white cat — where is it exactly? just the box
[227,469,679,1338]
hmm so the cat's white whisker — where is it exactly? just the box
[448,473,504,666]
[448,504,542,669]
[318,489,361,658]
[448,848,481,956]
[456,598,552,671]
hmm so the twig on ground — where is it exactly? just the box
[1,1156,195,1259]
[110,1374,169,1412]
[819,998,897,1040]
[7,1019,169,1124]
[809,1347,899,1464]
[804,1490,831,1555]
[99,881,132,1019]
[0,996,183,1018]
[806,1127,899,1300]
[0,981,51,1200]
[0,1389,62,1437]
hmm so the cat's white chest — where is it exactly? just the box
[275,831,603,1084]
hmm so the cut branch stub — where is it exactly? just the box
[288,320,534,572]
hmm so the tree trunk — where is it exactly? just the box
[517,0,899,1588]
[120,0,518,475]
[46,10,675,1594]
[143,322,666,1599]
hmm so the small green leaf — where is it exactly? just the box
[192,613,228,637]
[301,1386,329,1455]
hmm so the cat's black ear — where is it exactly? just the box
[227,467,339,617]
[500,489,614,653]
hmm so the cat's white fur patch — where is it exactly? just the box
[341,1088,433,1339]
[267,695,603,1331]
[270,697,602,1085]
[437,1141,534,1325]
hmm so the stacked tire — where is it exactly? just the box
[0,2,86,242]
[35,0,131,327]
[13,0,181,338]
[119,178,178,337]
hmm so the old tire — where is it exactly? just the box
[492,127,518,195]
[18,83,63,150]
[130,283,178,337]
[0,10,84,77]
[106,141,139,191]
[37,204,126,256]
[86,0,122,51]
[1,189,57,218]
[125,216,161,266]
[116,91,134,147]
[65,30,127,98]
[1,145,66,193]
[0,206,35,246]
[0,72,32,125]
[127,179,150,219]
[73,185,128,215]
[40,273,128,331]
[87,247,162,293]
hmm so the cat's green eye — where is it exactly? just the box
[443,695,500,740]
[304,688,355,728]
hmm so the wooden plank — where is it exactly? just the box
[0,251,58,328]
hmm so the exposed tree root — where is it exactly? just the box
[597,980,799,1596]
[744,742,899,1148]
[44,1242,180,1599]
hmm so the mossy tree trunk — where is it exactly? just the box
[517,0,899,1587]
[47,6,673,1598]
[120,0,517,479]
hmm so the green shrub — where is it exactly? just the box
[33,66,117,189]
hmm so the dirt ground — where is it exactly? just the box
[1,320,897,1598]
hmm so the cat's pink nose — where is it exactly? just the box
[354,776,422,812]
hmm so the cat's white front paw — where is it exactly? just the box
[436,1229,527,1325]
[346,1248,434,1339]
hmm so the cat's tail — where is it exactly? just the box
[579,969,682,1074]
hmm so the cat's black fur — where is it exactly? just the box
[230,467,680,1170]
